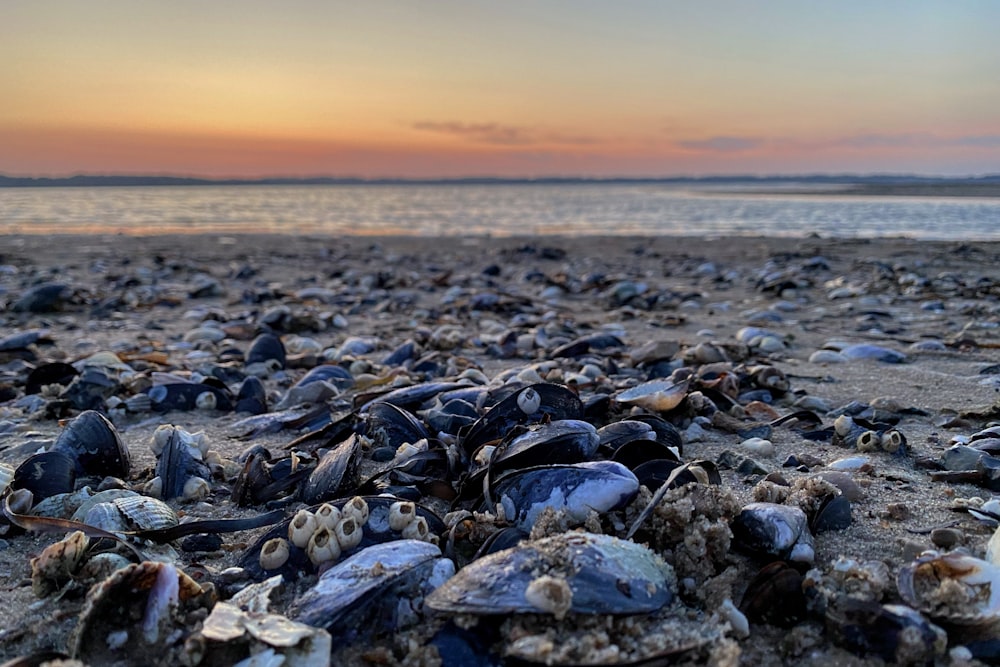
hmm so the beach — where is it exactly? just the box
[2,232,1000,665]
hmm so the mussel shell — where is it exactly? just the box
[300,435,362,505]
[358,382,470,413]
[597,420,655,451]
[458,383,584,456]
[362,402,430,451]
[290,540,453,640]
[155,426,212,501]
[810,495,852,533]
[52,410,130,479]
[610,439,682,471]
[731,502,815,564]
[825,599,946,663]
[478,419,600,483]
[738,561,805,627]
[488,461,639,531]
[426,532,673,616]
[246,332,286,368]
[627,414,684,454]
[234,375,268,415]
[294,364,354,390]
[631,459,683,491]
[25,362,79,395]
[146,383,234,412]
[12,451,77,500]
[11,282,72,313]
[615,377,690,413]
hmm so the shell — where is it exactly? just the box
[489,461,639,531]
[12,451,76,501]
[190,602,331,665]
[615,377,690,413]
[731,502,815,564]
[290,540,454,641]
[70,562,215,664]
[30,530,90,597]
[825,599,947,663]
[111,495,179,531]
[897,551,1000,629]
[300,434,362,505]
[426,532,673,616]
[246,332,287,369]
[52,410,131,478]
[152,425,212,501]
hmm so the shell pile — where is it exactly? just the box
[3,234,1000,665]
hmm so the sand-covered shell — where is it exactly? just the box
[897,551,1000,630]
[426,532,674,616]
[70,562,215,664]
[189,602,331,666]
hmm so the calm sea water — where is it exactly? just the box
[1,184,999,239]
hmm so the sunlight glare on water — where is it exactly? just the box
[1,184,999,239]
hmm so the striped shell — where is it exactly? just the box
[111,495,178,531]
[81,502,129,532]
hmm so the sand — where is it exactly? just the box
[2,232,1000,665]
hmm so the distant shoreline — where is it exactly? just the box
[717,182,1000,198]
[2,174,1000,196]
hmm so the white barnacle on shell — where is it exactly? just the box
[259,537,290,571]
[307,527,341,566]
[524,574,573,620]
[334,516,364,550]
[401,515,430,542]
[315,503,342,531]
[288,510,318,549]
[517,387,541,415]
[388,501,417,531]
[342,496,369,525]
[195,391,217,411]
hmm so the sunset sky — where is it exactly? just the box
[2,1,998,178]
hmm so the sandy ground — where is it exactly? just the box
[2,232,1000,665]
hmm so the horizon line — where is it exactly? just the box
[3,172,1000,187]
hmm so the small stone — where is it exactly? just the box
[809,350,847,364]
[930,527,964,550]
[181,534,224,553]
[736,457,769,476]
[741,437,775,458]
[885,503,910,521]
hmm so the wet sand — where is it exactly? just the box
[2,233,1000,665]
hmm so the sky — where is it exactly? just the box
[2,1,999,178]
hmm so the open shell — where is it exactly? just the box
[897,551,1000,629]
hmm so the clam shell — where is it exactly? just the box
[112,495,179,531]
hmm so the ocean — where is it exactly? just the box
[1,183,999,239]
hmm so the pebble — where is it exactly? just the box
[930,527,964,550]
[808,350,847,364]
[740,437,775,458]
[828,456,871,472]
